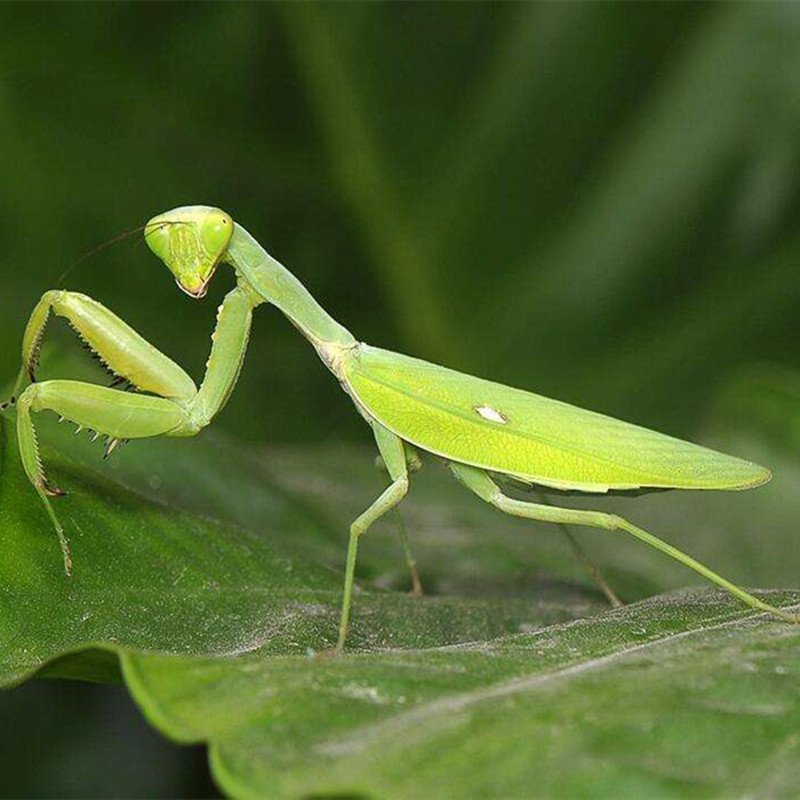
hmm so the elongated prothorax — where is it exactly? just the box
[227,224,355,350]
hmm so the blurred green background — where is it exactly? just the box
[3,2,800,796]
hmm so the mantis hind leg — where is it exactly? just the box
[450,462,800,624]
[334,423,410,653]
[16,380,195,575]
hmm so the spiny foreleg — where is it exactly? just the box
[11,284,258,576]
[21,289,197,400]
[16,380,198,574]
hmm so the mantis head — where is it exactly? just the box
[145,206,234,299]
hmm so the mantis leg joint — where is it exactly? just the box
[350,475,409,539]
[601,513,623,531]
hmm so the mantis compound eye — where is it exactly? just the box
[144,206,233,299]
[200,212,233,259]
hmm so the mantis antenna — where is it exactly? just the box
[55,220,188,287]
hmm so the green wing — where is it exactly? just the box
[344,345,770,492]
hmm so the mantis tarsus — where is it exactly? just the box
[4,205,798,652]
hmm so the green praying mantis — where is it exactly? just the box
[3,205,798,653]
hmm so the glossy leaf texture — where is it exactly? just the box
[2,408,800,799]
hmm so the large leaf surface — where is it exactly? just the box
[0,413,588,688]
[125,593,800,800]
[2,4,800,796]
[2,409,800,798]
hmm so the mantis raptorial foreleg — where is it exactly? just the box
[21,290,198,398]
[450,462,799,623]
[12,284,259,573]
[17,381,195,574]
[336,422,409,652]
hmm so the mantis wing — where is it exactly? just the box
[344,345,769,492]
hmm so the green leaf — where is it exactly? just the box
[0,414,338,688]
[3,5,800,796]
[2,407,800,798]
[0,410,599,688]
[124,593,800,800]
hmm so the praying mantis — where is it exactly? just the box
[3,205,798,653]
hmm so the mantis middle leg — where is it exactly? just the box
[376,445,424,596]
[450,462,800,623]
[335,422,409,652]
[535,491,623,607]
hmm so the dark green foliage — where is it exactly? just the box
[1,4,800,443]
[2,3,800,797]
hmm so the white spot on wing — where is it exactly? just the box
[474,405,508,424]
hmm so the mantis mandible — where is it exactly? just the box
[4,205,798,652]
